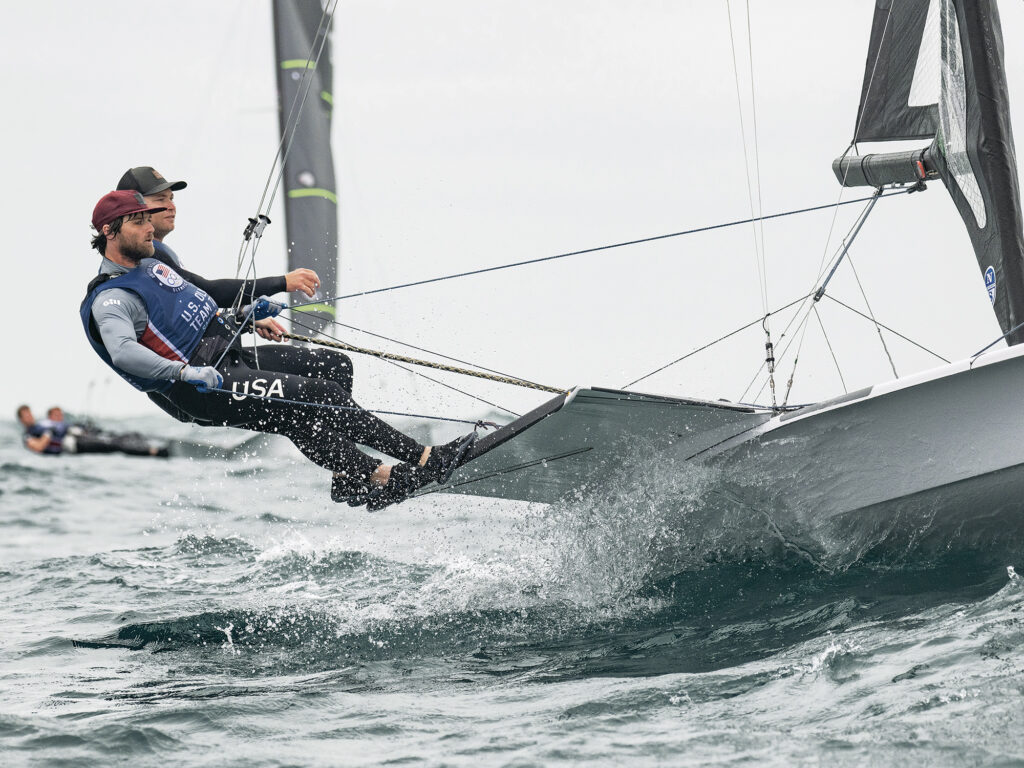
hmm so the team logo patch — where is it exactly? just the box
[149,262,186,293]
[985,265,996,305]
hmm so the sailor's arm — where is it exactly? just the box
[169,264,318,303]
[23,430,51,453]
[90,289,186,382]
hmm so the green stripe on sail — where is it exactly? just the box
[280,59,315,70]
[292,303,337,317]
[287,188,338,205]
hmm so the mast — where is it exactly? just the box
[272,0,338,335]
[835,0,1024,346]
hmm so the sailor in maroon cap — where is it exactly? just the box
[79,190,474,509]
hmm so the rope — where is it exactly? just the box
[285,314,523,417]
[279,331,566,394]
[288,193,907,311]
[298,309,552,384]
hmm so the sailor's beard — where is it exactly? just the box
[121,241,154,265]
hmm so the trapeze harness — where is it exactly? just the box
[80,258,424,479]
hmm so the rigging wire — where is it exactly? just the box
[744,274,951,406]
[769,1,898,404]
[738,289,816,404]
[822,294,950,363]
[283,320,557,395]
[287,192,906,312]
[726,0,777,408]
[228,0,915,417]
[768,190,883,401]
[813,304,847,393]
[621,292,812,390]
[725,0,769,318]
[843,253,899,378]
[780,309,815,407]
[746,185,913,404]
[817,3,896,276]
[231,0,339,330]
[745,0,770,320]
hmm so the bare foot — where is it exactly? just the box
[371,464,392,486]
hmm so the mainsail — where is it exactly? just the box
[272,0,339,334]
[834,0,1024,345]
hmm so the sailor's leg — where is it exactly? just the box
[65,434,119,454]
[291,377,423,463]
[106,433,168,457]
[165,353,424,466]
[240,344,353,393]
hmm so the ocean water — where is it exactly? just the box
[2,416,1024,767]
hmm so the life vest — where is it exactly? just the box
[25,420,64,454]
[80,258,218,392]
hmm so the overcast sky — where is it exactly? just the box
[6,1,1024,423]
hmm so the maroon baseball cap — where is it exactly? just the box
[92,190,167,231]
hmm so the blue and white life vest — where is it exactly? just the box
[80,258,218,392]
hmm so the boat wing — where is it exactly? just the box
[435,387,772,504]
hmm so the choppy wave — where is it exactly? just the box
[4,417,1024,765]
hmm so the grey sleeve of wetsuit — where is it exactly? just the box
[91,288,187,383]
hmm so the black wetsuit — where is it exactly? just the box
[161,318,421,478]
[85,255,422,481]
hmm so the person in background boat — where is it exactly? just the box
[81,190,474,509]
[17,405,61,454]
[15,405,169,457]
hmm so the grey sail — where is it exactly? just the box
[835,0,1024,346]
[272,0,338,335]
[853,0,938,142]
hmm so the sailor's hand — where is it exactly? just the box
[242,295,286,321]
[255,317,286,342]
[180,365,223,393]
[285,268,320,297]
